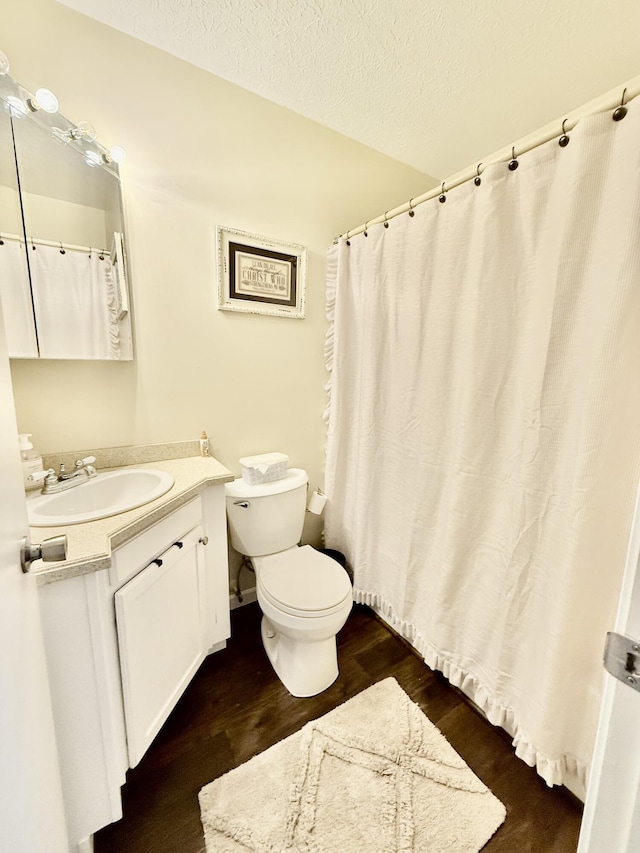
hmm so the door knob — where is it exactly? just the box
[20,534,67,573]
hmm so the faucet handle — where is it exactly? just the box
[75,455,96,468]
[29,468,56,483]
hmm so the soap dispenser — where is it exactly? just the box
[19,434,43,490]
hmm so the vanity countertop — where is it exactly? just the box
[32,455,234,585]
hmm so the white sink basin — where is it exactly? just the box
[27,468,175,527]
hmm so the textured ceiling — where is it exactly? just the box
[57,0,640,179]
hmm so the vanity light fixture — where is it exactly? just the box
[51,122,127,171]
[52,121,97,143]
[70,121,97,141]
[108,144,126,163]
[100,145,127,166]
[0,54,126,170]
[51,121,96,144]
[27,87,59,114]
[0,53,57,115]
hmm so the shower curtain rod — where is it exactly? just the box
[337,74,640,242]
[0,231,110,255]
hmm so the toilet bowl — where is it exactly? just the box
[225,468,353,697]
[254,545,353,697]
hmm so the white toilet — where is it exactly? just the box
[225,468,353,697]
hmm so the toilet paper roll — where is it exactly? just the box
[307,490,328,515]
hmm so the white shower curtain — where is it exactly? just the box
[0,239,38,357]
[30,244,120,359]
[324,102,640,787]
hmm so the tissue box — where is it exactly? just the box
[240,452,289,485]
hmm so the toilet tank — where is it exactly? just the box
[225,468,308,557]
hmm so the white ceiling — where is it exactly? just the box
[58,0,640,179]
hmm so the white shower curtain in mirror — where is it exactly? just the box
[30,244,120,359]
[324,102,640,788]
[0,239,38,357]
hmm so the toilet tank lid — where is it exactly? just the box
[225,467,308,497]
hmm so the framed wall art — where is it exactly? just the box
[217,226,307,319]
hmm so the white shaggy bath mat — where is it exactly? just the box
[199,677,506,852]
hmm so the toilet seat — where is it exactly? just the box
[257,545,352,618]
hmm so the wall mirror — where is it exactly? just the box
[0,69,132,360]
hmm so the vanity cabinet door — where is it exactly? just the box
[115,524,207,767]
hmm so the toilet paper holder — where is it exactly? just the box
[307,488,328,515]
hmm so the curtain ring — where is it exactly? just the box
[559,119,570,147]
[0,233,4,246]
[438,182,447,203]
[383,211,389,228]
[363,221,369,237]
[474,163,483,186]
[345,230,351,246]
[31,238,36,250]
[613,88,628,121]
[408,198,415,217]
[508,146,519,171]
[99,249,105,260]
[59,241,66,255]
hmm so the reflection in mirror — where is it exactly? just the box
[0,71,133,360]
[0,102,37,356]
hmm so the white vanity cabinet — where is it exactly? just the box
[115,522,207,767]
[37,483,231,853]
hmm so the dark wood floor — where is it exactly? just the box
[94,603,582,853]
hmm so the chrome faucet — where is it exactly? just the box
[30,455,98,494]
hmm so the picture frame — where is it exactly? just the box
[217,225,307,319]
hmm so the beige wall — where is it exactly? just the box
[20,193,108,246]
[3,0,435,544]
[0,185,23,234]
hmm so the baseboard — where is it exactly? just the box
[229,587,257,610]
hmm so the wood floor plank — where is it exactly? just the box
[94,602,582,852]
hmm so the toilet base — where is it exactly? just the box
[261,616,339,698]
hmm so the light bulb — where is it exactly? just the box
[77,121,96,141]
[109,145,126,163]
[0,50,9,76]
[34,87,59,113]
[84,150,101,168]
[5,96,27,118]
